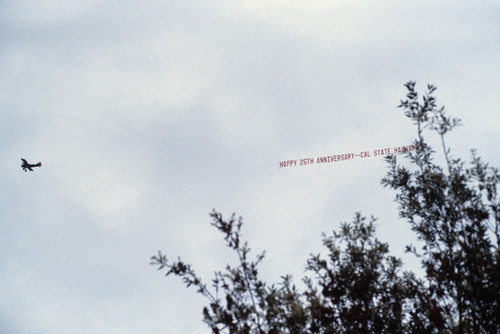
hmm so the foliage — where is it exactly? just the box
[382,82,500,332]
[151,82,500,333]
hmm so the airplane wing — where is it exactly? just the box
[27,166,33,171]
[21,158,28,164]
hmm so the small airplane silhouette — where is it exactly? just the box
[21,158,42,172]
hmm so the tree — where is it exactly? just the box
[151,82,500,333]
[382,82,500,332]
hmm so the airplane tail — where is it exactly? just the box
[36,162,42,167]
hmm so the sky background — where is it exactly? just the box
[1,1,499,333]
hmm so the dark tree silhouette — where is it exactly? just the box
[382,82,500,332]
[151,82,500,333]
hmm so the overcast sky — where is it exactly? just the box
[1,1,499,333]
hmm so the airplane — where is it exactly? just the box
[21,158,42,172]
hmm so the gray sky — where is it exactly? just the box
[1,1,499,333]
